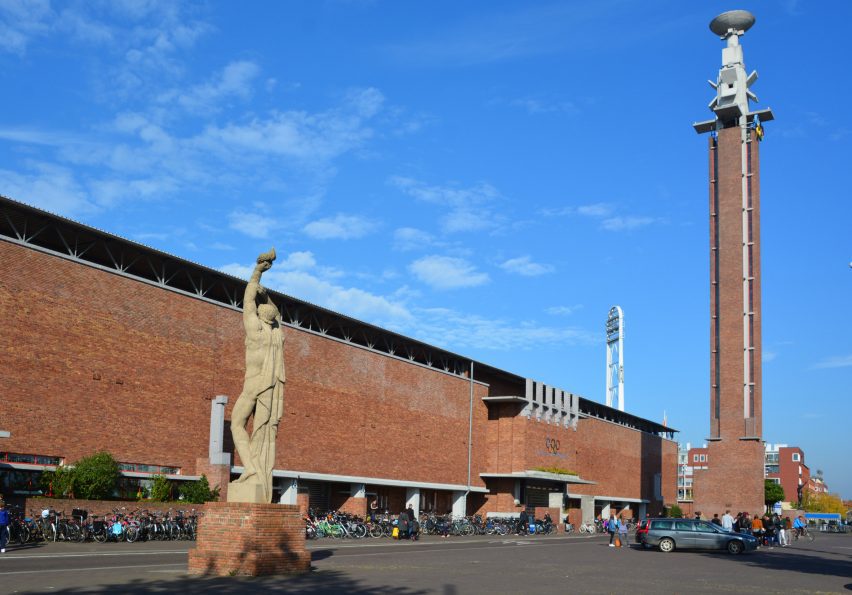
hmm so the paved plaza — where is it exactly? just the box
[0,532,849,594]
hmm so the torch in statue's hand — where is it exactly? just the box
[256,247,276,265]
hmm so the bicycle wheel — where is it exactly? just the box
[125,526,139,543]
[93,528,107,543]
[17,525,30,545]
[353,524,367,539]
[369,525,383,538]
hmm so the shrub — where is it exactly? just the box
[149,475,172,502]
[178,475,220,504]
[70,452,120,500]
[666,504,683,518]
[39,466,76,498]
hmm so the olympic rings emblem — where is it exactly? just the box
[545,437,560,454]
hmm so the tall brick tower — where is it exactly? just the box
[691,10,773,516]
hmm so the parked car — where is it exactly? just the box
[639,518,758,554]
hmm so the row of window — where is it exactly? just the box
[0,452,179,476]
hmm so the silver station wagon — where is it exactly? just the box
[641,518,759,554]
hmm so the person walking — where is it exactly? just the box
[751,514,764,545]
[608,512,618,547]
[396,508,409,540]
[0,499,9,553]
[721,510,734,532]
[617,517,628,548]
[777,514,788,547]
[406,505,416,539]
[518,508,529,536]
[711,513,722,527]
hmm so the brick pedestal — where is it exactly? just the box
[188,502,310,576]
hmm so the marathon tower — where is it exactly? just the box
[692,10,773,516]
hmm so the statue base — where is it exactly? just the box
[188,502,309,576]
[226,481,265,503]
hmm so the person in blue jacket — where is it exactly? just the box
[0,499,9,553]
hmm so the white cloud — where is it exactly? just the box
[389,175,502,234]
[228,210,280,239]
[278,251,316,270]
[160,60,261,114]
[811,354,852,369]
[409,255,489,290]
[303,213,378,240]
[500,256,554,276]
[546,305,582,316]
[509,97,578,115]
[197,87,384,163]
[0,0,54,55]
[393,227,435,251]
[0,162,96,217]
[217,264,413,329]
[577,203,613,217]
[601,216,655,231]
[409,307,596,351]
[762,351,777,363]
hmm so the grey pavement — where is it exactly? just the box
[0,532,850,594]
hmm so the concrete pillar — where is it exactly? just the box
[580,496,595,524]
[638,503,647,519]
[601,502,611,519]
[209,395,230,466]
[405,487,420,517]
[513,480,521,505]
[451,491,467,519]
[279,478,298,505]
[351,483,366,499]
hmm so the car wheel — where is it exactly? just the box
[659,538,675,553]
[727,540,744,555]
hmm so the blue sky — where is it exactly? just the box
[1,1,849,498]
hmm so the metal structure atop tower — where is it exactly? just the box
[605,306,624,412]
[694,10,774,133]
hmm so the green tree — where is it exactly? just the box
[764,479,785,507]
[72,452,120,500]
[178,475,220,504]
[666,504,684,518]
[39,466,76,498]
[149,474,172,502]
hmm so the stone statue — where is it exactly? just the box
[229,248,285,503]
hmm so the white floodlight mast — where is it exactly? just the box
[605,306,624,412]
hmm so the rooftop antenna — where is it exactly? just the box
[605,306,624,411]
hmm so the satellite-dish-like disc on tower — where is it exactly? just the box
[709,10,755,36]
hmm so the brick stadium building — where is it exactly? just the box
[0,195,677,523]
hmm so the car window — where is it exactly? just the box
[674,521,695,532]
[696,521,718,533]
[650,520,672,530]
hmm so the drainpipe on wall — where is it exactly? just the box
[465,361,474,508]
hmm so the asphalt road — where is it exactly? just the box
[0,532,850,594]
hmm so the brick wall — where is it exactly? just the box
[18,497,205,518]
[0,241,487,489]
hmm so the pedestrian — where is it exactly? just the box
[0,499,8,553]
[617,517,628,548]
[608,512,618,547]
[739,512,752,535]
[518,508,529,536]
[694,511,702,521]
[762,513,775,547]
[396,508,409,540]
[406,505,416,539]
[777,515,788,547]
[722,510,734,532]
[711,513,722,527]
[369,498,379,523]
[751,513,764,545]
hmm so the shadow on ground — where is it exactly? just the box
[692,543,852,581]
[18,569,433,594]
